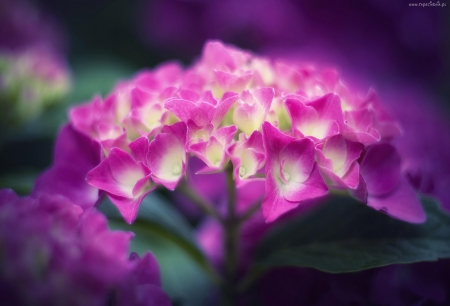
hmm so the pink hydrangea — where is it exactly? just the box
[0,189,170,306]
[63,40,425,224]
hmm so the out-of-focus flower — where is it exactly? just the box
[34,124,102,211]
[0,188,170,306]
[61,41,425,224]
[0,0,65,53]
[385,88,450,212]
[0,0,71,128]
[0,49,71,127]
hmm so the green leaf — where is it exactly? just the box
[253,196,450,273]
[0,170,39,195]
[100,193,217,305]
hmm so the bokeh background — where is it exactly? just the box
[0,1,449,304]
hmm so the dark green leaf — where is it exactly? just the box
[253,196,450,273]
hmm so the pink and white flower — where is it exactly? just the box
[285,93,343,141]
[190,125,238,174]
[262,122,328,222]
[55,40,427,224]
[227,131,265,185]
[316,135,364,189]
[86,139,154,224]
[232,88,274,135]
[147,122,188,190]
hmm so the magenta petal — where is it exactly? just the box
[161,121,188,145]
[367,177,426,224]
[360,143,401,196]
[310,93,343,123]
[35,164,101,211]
[164,98,210,126]
[87,148,146,198]
[202,41,238,71]
[130,252,162,286]
[262,121,294,168]
[53,124,102,169]
[33,124,102,210]
[341,162,361,189]
[211,92,238,127]
[246,130,265,151]
[283,164,328,202]
[215,125,238,143]
[147,125,187,190]
[262,182,293,223]
[254,87,275,112]
[108,192,150,224]
[129,137,149,163]
[351,175,368,202]
[279,139,315,183]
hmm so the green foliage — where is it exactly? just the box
[252,196,450,273]
[100,193,215,306]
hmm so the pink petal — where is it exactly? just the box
[285,97,336,140]
[283,164,328,202]
[360,143,401,196]
[147,131,186,190]
[87,148,147,198]
[245,130,265,152]
[202,41,238,71]
[161,121,188,146]
[214,70,253,92]
[129,137,149,163]
[108,192,151,224]
[368,177,426,224]
[33,124,102,210]
[310,93,343,124]
[262,121,295,168]
[164,98,210,127]
[279,139,315,184]
[340,162,361,189]
[254,87,275,113]
[262,181,294,223]
[211,92,238,127]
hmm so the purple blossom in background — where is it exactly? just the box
[0,0,71,128]
[33,124,102,211]
[0,0,65,53]
[386,88,450,211]
[0,188,170,306]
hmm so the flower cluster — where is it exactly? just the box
[0,188,170,306]
[0,50,71,127]
[69,41,425,224]
[0,0,70,128]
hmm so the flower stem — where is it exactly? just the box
[176,182,223,223]
[239,200,262,223]
[221,164,240,306]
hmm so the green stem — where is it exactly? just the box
[176,182,223,223]
[221,165,240,306]
[239,200,262,223]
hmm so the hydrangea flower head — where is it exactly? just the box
[0,189,170,306]
[65,40,425,224]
